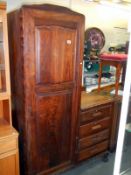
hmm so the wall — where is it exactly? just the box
[71,0,130,51]
[6,0,70,11]
[22,0,71,7]
[6,0,23,12]
[6,0,130,51]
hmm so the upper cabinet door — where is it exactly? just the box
[35,25,76,86]
[22,8,80,93]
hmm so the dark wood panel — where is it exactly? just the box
[79,129,109,150]
[35,25,76,85]
[80,104,112,124]
[79,117,111,138]
[78,140,109,161]
[109,101,120,151]
[35,93,72,172]
[35,82,74,94]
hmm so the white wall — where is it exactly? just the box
[6,0,70,11]
[71,0,130,51]
[21,0,71,7]
[6,0,130,51]
[6,0,23,12]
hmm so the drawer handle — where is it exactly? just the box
[92,124,102,130]
[93,111,102,117]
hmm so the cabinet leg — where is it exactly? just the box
[102,151,109,162]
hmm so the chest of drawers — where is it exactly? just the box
[77,102,114,161]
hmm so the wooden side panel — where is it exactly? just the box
[0,101,3,118]
[0,153,19,175]
[35,93,72,171]
[8,11,27,175]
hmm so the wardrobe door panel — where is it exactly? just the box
[35,25,76,85]
[35,92,72,171]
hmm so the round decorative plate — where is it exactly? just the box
[85,27,105,50]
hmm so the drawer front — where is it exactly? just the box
[80,117,111,138]
[79,129,110,150]
[0,138,17,154]
[80,104,112,124]
[78,140,109,161]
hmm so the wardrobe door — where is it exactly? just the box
[35,25,77,172]
[35,93,72,171]
[23,9,79,173]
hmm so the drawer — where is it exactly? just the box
[79,129,110,150]
[0,137,17,154]
[78,140,109,161]
[79,117,111,138]
[80,104,112,124]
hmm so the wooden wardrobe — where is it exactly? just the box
[8,4,85,175]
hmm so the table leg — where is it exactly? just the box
[115,64,122,96]
[98,62,102,92]
[121,62,127,87]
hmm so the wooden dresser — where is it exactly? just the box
[0,2,19,175]
[77,92,117,161]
